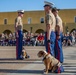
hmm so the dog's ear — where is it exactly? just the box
[22,47,25,50]
[40,51,44,55]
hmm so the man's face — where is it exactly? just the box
[20,13,24,17]
[21,14,24,17]
[18,12,24,17]
[44,6,50,12]
[56,10,58,14]
[53,10,58,16]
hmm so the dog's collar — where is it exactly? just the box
[43,56,46,61]
[42,54,50,61]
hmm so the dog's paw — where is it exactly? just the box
[25,55,30,59]
[43,71,48,74]
[51,70,54,73]
[43,69,46,72]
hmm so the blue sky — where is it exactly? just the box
[0,0,76,12]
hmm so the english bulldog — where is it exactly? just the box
[37,50,64,74]
[20,47,30,59]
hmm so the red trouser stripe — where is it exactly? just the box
[56,37,60,61]
[16,37,18,58]
[46,32,51,54]
[48,43,51,54]
[58,67,60,73]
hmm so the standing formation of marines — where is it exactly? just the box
[14,1,64,70]
[44,1,64,63]
[44,1,64,73]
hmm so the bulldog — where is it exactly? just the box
[20,47,30,59]
[37,50,64,74]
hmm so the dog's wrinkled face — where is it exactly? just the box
[37,51,45,57]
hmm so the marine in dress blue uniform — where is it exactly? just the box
[15,10,24,60]
[52,7,64,63]
[44,1,56,56]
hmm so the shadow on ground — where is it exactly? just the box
[0,58,42,64]
[0,69,76,74]
[0,69,43,74]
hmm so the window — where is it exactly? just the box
[40,17,44,23]
[28,18,31,24]
[74,16,76,23]
[4,18,7,24]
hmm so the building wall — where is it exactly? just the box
[59,9,76,23]
[0,9,76,34]
[0,12,17,25]
[23,11,45,24]
[0,11,45,25]
[64,23,76,33]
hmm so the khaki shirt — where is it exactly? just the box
[45,10,56,39]
[45,10,56,31]
[15,16,23,31]
[56,15,63,32]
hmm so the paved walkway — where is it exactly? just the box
[0,46,76,75]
